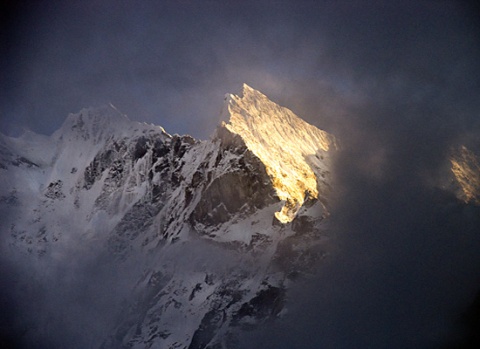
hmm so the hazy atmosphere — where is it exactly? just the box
[2,1,480,348]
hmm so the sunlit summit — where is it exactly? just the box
[222,84,337,222]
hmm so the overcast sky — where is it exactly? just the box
[2,1,480,348]
[2,1,477,140]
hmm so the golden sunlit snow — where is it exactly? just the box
[223,84,336,223]
[450,146,480,204]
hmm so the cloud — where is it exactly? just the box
[2,1,480,348]
[5,1,476,140]
[235,2,480,348]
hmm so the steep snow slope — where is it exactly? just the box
[0,86,336,349]
[222,84,336,223]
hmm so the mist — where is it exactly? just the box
[1,216,255,348]
[240,2,480,346]
[2,1,480,348]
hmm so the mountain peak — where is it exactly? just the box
[1,85,338,348]
[64,103,129,128]
[221,84,336,223]
[241,82,260,96]
[54,104,170,144]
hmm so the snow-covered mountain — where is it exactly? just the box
[0,85,337,348]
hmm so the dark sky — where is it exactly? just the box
[2,0,477,140]
[2,1,480,348]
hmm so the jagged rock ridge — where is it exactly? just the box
[0,85,335,349]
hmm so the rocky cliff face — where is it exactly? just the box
[0,86,337,348]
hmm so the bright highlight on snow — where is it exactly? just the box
[222,84,336,223]
[450,145,480,204]
[0,84,338,348]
